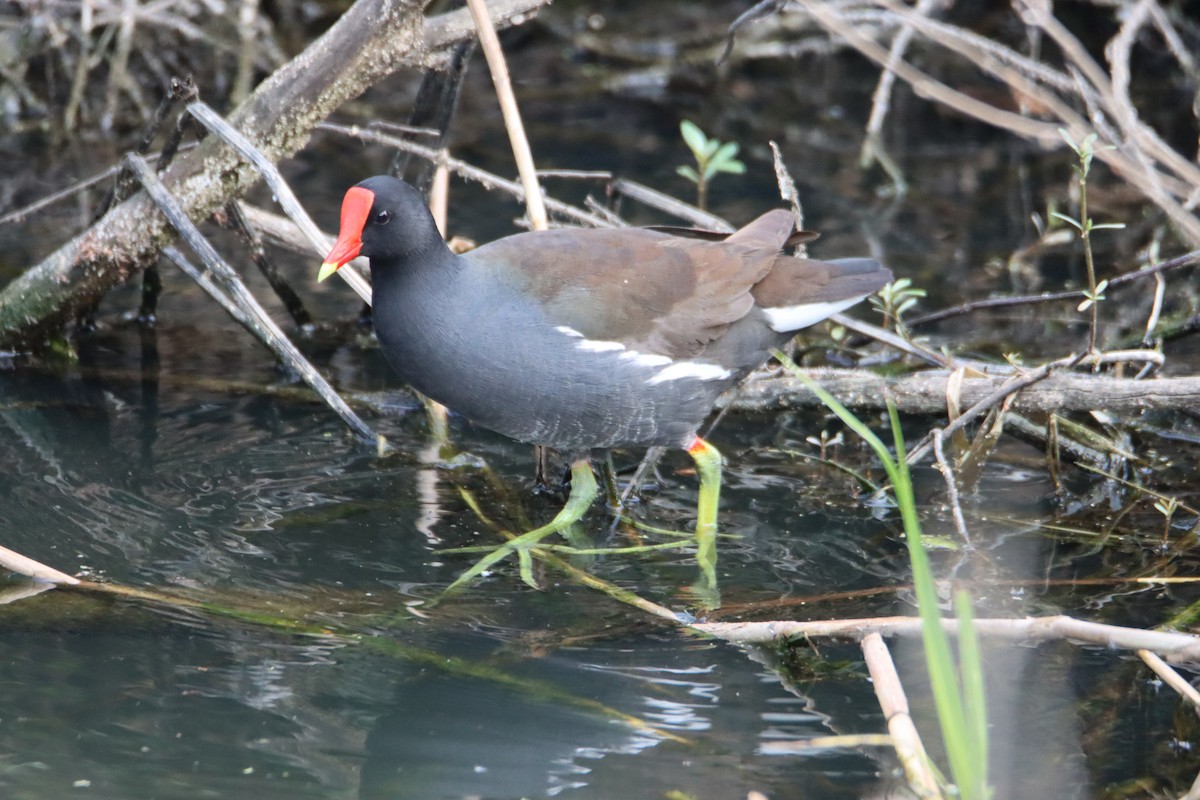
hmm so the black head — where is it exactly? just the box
[318,176,445,282]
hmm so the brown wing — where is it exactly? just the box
[468,211,796,357]
[752,256,892,308]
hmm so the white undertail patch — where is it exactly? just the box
[762,296,866,333]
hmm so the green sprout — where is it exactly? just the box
[676,120,745,211]
[1154,496,1181,546]
[870,277,927,339]
[1049,129,1125,353]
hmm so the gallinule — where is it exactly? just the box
[319,176,891,589]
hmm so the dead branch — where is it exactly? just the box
[122,152,378,442]
[907,249,1200,328]
[728,367,1200,415]
[0,0,550,349]
[861,632,944,799]
[794,0,1200,245]
[695,615,1200,665]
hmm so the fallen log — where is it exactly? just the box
[726,367,1200,414]
[0,0,549,349]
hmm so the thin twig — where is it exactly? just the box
[466,0,547,231]
[859,0,945,192]
[0,144,197,226]
[907,248,1200,328]
[861,633,945,799]
[186,102,373,304]
[609,178,736,230]
[124,153,379,444]
[0,544,81,585]
[830,312,954,369]
[769,141,806,256]
[696,615,1200,663]
[318,122,616,229]
[1137,648,1200,718]
[932,429,971,544]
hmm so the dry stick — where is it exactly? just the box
[0,144,197,226]
[1137,649,1200,717]
[822,0,1200,243]
[1106,0,1172,222]
[1147,1,1198,78]
[99,77,199,222]
[0,0,552,347]
[861,633,945,800]
[609,178,735,231]
[1143,272,1166,348]
[799,0,1058,143]
[63,0,95,131]
[466,0,547,231]
[103,0,138,131]
[232,0,260,104]
[907,248,1200,327]
[123,153,379,444]
[932,430,971,545]
[318,123,616,229]
[220,200,313,327]
[831,312,954,369]
[186,102,373,305]
[0,544,80,585]
[903,359,1063,465]
[769,141,805,254]
[859,0,944,190]
[1067,0,1200,191]
[694,616,1200,663]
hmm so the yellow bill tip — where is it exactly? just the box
[317,261,340,283]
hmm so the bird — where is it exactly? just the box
[319,175,891,591]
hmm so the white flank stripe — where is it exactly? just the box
[565,334,725,382]
[576,339,626,353]
[762,296,866,333]
[646,361,731,385]
[619,351,672,367]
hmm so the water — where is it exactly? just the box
[3,2,1200,797]
[2,323,1194,798]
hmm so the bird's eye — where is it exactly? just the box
[375,210,392,226]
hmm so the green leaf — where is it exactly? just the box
[701,138,721,160]
[676,165,700,184]
[680,120,708,157]
[1058,127,1078,153]
[1090,222,1126,230]
[712,140,740,163]
[1049,211,1083,231]
[714,159,745,176]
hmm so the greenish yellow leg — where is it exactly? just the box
[444,459,597,593]
[687,436,722,591]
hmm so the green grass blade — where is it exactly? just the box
[887,403,974,797]
[782,353,989,799]
[955,588,990,798]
